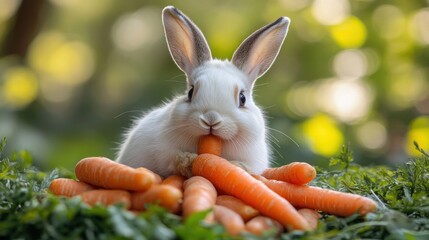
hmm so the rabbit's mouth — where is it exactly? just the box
[192,110,238,140]
[209,127,238,141]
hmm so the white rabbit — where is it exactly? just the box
[116,6,290,177]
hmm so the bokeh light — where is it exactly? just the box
[49,0,113,20]
[1,66,38,109]
[387,64,428,110]
[361,48,380,76]
[279,0,311,12]
[111,7,162,52]
[333,49,368,79]
[356,121,387,150]
[27,32,95,105]
[28,32,95,86]
[285,82,318,117]
[372,5,405,40]
[406,116,429,156]
[316,78,373,123]
[301,114,344,156]
[410,8,429,45]
[0,0,21,21]
[330,16,367,48]
[311,0,350,26]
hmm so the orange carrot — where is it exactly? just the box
[298,208,321,230]
[245,216,283,236]
[216,195,259,222]
[198,135,222,156]
[49,178,96,197]
[137,167,163,184]
[182,176,217,222]
[79,189,131,209]
[255,175,377,217]
[161,175,186,190]
[75,157,156,191]
[131,184,183,213]
[192,153,310,230]
[213,205,245,235]
[262,162,317,185]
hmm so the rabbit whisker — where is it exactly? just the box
[266,126,300,148]
[114,110,143,119]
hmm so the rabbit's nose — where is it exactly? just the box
[199,111,222,129]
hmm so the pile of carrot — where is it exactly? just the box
[49,135,378,236]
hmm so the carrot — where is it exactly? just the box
[255,175,378,217]
[131,184,183,213]
[198,134,222,156]
[298,208,321,230]
[79,189,131,209]
[49,178,96,197]
[262,162,317,185]
[192,153,310,230]
[137,167,163,184]
[245,216,283,236]
[213,205,245,235]
[216,195,259,222]
[161,175,186,190]
[182,176,217,223]
[75,157,156,191]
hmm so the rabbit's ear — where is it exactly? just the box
[232,17,290,85]
[162,6,212,76]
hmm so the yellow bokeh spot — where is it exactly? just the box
[1,67,38,109]
[301,114,344,156]
[406,116,429,156]
[28,32,95,85]
[46,42,94,84]
[330,16,367,48]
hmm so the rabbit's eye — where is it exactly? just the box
[239,91,246,107]
[187,86,194,101]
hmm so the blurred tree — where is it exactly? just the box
[1,0,46,57]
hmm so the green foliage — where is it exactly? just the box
[307,143,429,239]
[1,139,429,239]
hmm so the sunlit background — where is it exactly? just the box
[0,0,428,171]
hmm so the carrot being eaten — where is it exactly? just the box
[194,135,310,230]
[49,178,96,197]
[197,134,222,156]
[192,153,310,230]
[262,162,317,185]
[255,175,378,217]
[75,157,157,191]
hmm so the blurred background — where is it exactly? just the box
[0,0,428,171]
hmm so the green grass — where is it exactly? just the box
[1,137,429,239]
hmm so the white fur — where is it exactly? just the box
[116,6,289,177]
[117,60,269,177]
